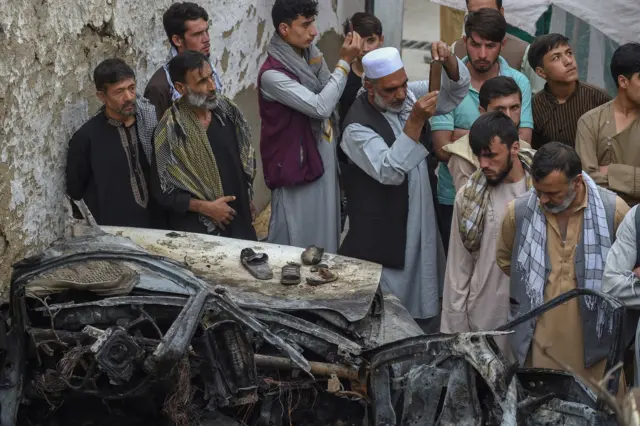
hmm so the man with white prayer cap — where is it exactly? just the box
[340,44,470,329]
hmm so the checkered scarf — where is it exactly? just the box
[154,96,255,233]
[458,149,535,252]
[516,172,611,317]
[95,97,157,164]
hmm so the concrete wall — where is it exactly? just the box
[0,0,356,290]
[373,0,405,49]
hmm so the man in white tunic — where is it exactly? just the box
[258,0,362,253]
[441,112,532,352]
[340,46,470,325]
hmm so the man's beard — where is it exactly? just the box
[470,52,500,74]
[117,101,136,117]
[485,155,513,186]
[374,91,406,113]
[542,185,577,214]
[185,87,218,110]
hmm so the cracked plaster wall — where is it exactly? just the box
[0,0,350,290]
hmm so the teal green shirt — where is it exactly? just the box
[430,56,533,205]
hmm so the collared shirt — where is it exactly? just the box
[496,189,628,391]
[532,81,611,149]
[431,56,533,205]
[576,101,640,206]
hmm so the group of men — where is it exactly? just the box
[65,0,640,389]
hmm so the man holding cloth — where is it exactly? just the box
[340,46,469,328]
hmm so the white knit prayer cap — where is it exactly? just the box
[362,47,404,79]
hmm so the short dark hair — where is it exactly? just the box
[272,0,318,31]
[479,76,521,110]
[163,2,209,48]
[527,33,570,70]
[343,12,382,38]
[168,50,209,84]
[93,58,135,92]
[610,43,640,88]
[531,142,582,182]
[469,111,519,156]
[465,0,502,9]
[464,8,506,43]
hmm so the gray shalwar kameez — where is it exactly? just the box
[260,60,351,253]
[340,60,470,319]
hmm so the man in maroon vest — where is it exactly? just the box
[258,0,361,253]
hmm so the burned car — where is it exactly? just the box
[0,225,627,425]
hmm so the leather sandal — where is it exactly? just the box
[306,267,338,286]
[240,248,273,280]
[281,262,301,286]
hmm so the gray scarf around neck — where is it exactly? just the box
[267,33,339,141]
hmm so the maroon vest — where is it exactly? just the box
[257,55,324,190]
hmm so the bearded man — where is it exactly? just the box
[151,50,257,240]
[339,46,469,329]
[497,142,629,391]
[441,112,532,354]
[66,58,165,228]
[431,8,533,253]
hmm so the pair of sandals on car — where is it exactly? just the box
[240,246,338,286]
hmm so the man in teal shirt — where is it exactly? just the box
[431,8,533,253]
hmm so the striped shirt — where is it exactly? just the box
[532,81,611,149]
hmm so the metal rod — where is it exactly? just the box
[254,354,360,381]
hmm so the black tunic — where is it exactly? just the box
[66,112,165,228]
[150,113,257,241]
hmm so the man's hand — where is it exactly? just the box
[411,91,439,122]
[199,196,237,230]
[431,41,459,81]
[633,266,640,279]
[599,165,609,175]
[339,30,362,64]
[404,91,439,142]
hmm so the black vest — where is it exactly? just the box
[339,93,432,269]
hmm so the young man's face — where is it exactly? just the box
[98,78,137,118]
[465,33,503,73]
[360,34,384,60]
[466,0,503,14]
[477,136,518,186]
[483,93,522,127]
[173,18,211,57]
[280,15,318,50]
[619,73,640,106]
[538,43,578,83]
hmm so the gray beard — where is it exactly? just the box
[374,91,405,113]
[185,89,218,110]
[542,186,577,214]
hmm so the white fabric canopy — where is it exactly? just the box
[430,0,640,45]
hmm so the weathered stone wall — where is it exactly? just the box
[0,0,352,289]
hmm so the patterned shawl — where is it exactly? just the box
[458,148,535,252]
[154,96,255,232]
